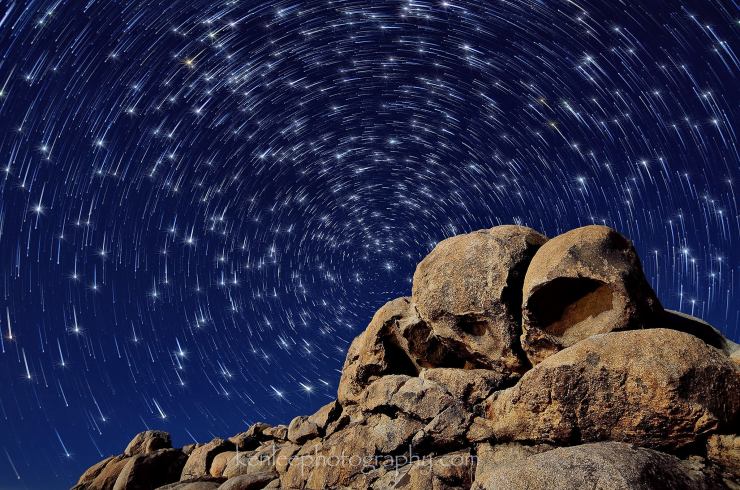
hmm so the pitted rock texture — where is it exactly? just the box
[520,225,663,365]
[73,225,740,490]
[412,225,547,372]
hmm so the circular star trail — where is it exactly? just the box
[0,0,737,487]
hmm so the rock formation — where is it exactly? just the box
[73,225,740,490]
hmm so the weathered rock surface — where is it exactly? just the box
[370,450,474,489]
[216,472,277,490]
[181,439,235,480]
[707,434,740,486]
[156,477,225,489]
[337,297,424,405]
[112,448,187,490]
[124,430,173,457]
[287,416,320,444]
[73,455,127,489]
[209,452,237,478]
[74,225,740,490]
[412,225,547,372]
[486,329,740,449]
[662,308,740,357]
[473,442,722,490]
[520,225,662,365]
[473,442,554,485]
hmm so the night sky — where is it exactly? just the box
[0,0,738,487]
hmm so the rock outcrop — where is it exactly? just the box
[73,225,740,490]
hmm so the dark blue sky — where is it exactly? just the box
[0,0,738,487]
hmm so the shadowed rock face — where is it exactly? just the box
[73,225,740,490]
[473,442,723,490]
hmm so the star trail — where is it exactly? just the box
[0,0,738,487]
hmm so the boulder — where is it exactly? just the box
[181,438,235,480]
[217,472,279,490]
[210,451,237,477]
[419,367,514,406]
[287,416,320,444]
[411,404,471,453]
[124,430,172,457]
[520,225,662,365]
[262,425,288,441]
[112,448,187,490]
[75,455,123,487]
[156,477,225,489]
[472,442,721,490]
[474,442,553,485]
[222,442,281,479]
[71,223,740,490]
[661,309,739,356]
[486,329,740,449]
[281,414,419,489]
[368,413,424,454]
[229,423,272,451]
[360,375,456,422]
[369,450,474,489]
[307,400,342,434]
[86,456,132,490]
[274,442,301,475]
[412,225,547,371]
[337,298,423,404]
[706,434,740,480]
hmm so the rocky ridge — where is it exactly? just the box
[73,225,740,490]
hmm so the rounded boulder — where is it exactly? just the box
[412,225,547,372]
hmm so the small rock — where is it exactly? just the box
[262,425,288,441]
[486,329,740,449]
[466,417,496,443]
[244,423,271,439]
[223,442,281,479]
[412,225,547,371]
[367,413,423,454]
[282,423,375,488]
[472,442,722,489]
[287,415,320,444]
[274,443,301,475]
[520,225,662,365]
